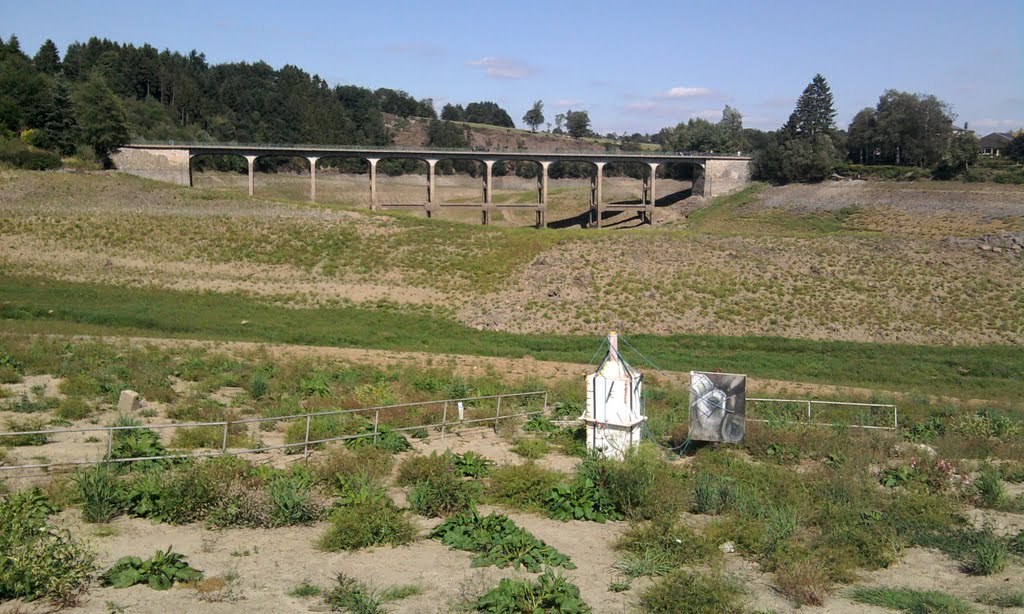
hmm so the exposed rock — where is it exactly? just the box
[118,389,141,413]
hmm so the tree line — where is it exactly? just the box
[3,33,1018,183]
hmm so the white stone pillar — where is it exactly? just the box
[484,160,494,204]
[308,156,319,202]
[245,155,258,196]
[595,162,605,229]
[367,158,379,210]
[648,162,659,225]
[426,159,437,217]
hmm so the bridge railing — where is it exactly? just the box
[127,140,750,158]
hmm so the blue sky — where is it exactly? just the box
[4,0,1022,135]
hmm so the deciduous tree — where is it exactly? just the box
[73,73,129,162]
[523,100,544,132]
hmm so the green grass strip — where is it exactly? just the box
[0,275,1020,401]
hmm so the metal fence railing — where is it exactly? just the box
[0,391,548,473]
[746,397,898,430]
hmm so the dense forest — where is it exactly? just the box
[2,33,1019,183]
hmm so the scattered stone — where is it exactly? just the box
[117,389,141,413]
[980,244,992,251]
[893,442,938,459]
[719,541,736,554]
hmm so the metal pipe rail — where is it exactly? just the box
[0,391,549,473]
[746,397,898,430]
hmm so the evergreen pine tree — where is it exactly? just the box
[39,78,79,156]
[33,39,61,75]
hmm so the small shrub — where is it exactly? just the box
[408,472,480,517]
[284,414,364,452]
[124,462,220,524]
[171,423,251,450]
[3,416,49,446]
[248,372,269,400]
[9,394,58,413]
[486,463,565,511]
[268,475,324,526]
[324,573,385,614]
[851,586,975,613]
[451,451,494,477]
[475,568,591,613]
[545,478,622,522]
[100,547,203,590]
[640,570,744,614]
[962,530,1008,576]
[76,464,126,523]
[345,424,410,454]
[108,425,169,469]
[316,446,394,489]
[319,498,415,551]
[974,464,1007,508]
[0,488,95,605]
[396,452,454,486]
[511,437,550,459]
[56,398,93,421]
[615,517,717,572]
[775,556,832,606]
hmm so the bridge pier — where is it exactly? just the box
[482,160,495,225]
[308,156,319,202]
[245,155,257,196]
[538,161,550,229]
[426,159,437,218]
[591,162,605,228]
[368,158,379,209]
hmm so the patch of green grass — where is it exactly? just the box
[288,581,322,598]
[2,275,1020,401]
[850,586,976,613]
[510,436,550,459]
[640,570,744,614]
[977,589,1024,608]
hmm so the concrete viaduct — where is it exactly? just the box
[112,143,751,228]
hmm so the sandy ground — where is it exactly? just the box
[5,428,1021,613]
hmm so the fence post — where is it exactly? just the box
[107,428,114,458]
[543,391,549,416]
[806,400,812,421]
[221,421,229,454]
[303,414,312,460]
[494,395,502,429]
[373,410,380,445]
[893,406,899,430]
[441,401,448,441]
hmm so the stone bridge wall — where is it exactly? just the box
[110,147,192,186]
[693,158,752,198]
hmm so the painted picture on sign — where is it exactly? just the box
[689,371,746,443]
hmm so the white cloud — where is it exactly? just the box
[466,57,533,79]
[694,109,720,120]
[663,86,713,99]
[554,98,583,107]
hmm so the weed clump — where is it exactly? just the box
[639,569,744,614]
[850,586,975,613]
[430,509,574,571]
[408,471,480,518]
[475,568,591,613]
[99,547,202,590]
[319,497,415,552]
[75,464,126,523]
[486,463,565,511]
[0,488,95,605]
